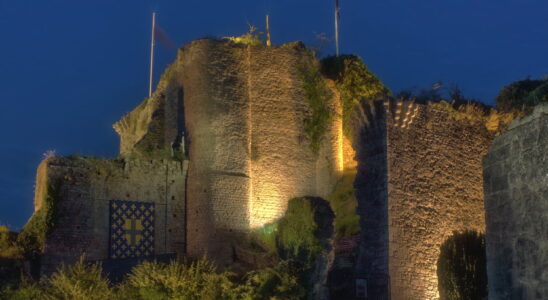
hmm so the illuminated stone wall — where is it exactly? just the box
[35,157,188,275]
[354,100,494,300]
[483,104,548,300]
[179,40,342,262]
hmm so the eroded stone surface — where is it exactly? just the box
[36,157,188,275]
[354,100,495,300]
[483,104,548,300]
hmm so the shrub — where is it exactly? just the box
[45,256,113,300]
[16,178,61,259]
[122,258,236,300]
[298,55,333,153]
[437,230,487,300]
[327,169,360,238]
[237,260,305,300]
[276,198,323,265]
[1,281,44,300]
[0,225,20,258]
[224,25,263,46]
[321,55,390,136]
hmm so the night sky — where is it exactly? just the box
[1,0,547,229]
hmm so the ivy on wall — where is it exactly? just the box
[321,55,390,137]
[298,55,333,154]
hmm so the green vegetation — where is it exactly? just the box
[0,226,19,258]
[327,169,359,238]
[16,178,61,259]
[321,55,390,136]
[122,259,235,300]
[46,257,113,300]
[251,197,332,297]
[495,77,548,111]
[1,257,306,300]
[224,25,263,46]
[437,230,487,300]
[298,56,333,153]
[237,260,305,300]
[430,100,519,134]
[276,198,323,264]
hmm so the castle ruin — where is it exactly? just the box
[23,38,541,299]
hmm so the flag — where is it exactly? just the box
[154,25,175,49]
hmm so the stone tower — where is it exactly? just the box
[353,99,496,299]
[29,39,344,272]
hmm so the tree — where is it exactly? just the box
[495,78,548,111]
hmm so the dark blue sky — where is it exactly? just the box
[1,0,547,229]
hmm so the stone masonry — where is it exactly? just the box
[36,156,188,275]
[354,100,495,300]
[30,39,344,270]
[483,104,548,300]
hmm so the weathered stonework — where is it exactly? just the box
[29,39,344,270]
[354,100,495,300]
[483,104,548,300]
[36,157,188,275]
[176,40,343,262]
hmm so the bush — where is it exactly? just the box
[122,258,236,300]
[1,281,44,300]
[237,260,305,300]
[0,225,20,258]
[437,230,487,300]
[276,198,323,265]
[224,25,263,46]
[327,170,360,238]
[45,256,113,300]
[17,178,61,259]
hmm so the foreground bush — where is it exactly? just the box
[121,259,236,300]
[1,256,307,300]
[237,260,305,300]
[437,230,487,300]
[46,257,113,300]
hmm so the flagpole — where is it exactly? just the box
[149,12,156,98]
[265,14,271,47]
[334,0,340,56]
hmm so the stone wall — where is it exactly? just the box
[176,40,342,262]
[354,100,495,300]
[483,104,548,300]
[35,156,188,275]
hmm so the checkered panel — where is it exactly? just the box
[109,200,155,259]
